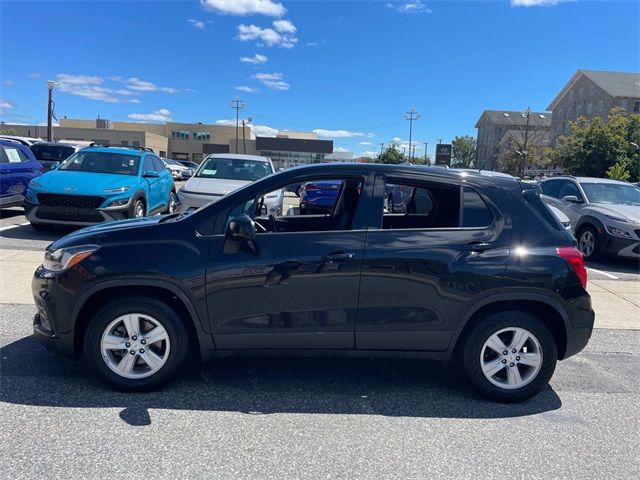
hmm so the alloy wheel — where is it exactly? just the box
[480,327,543,390]
[168,193,176,214]
[134,201,146,218]
[100,313,171,379]
[579,230,595,258]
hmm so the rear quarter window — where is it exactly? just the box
[522,187,564,232]
[462,187,493,227]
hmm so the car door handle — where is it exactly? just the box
[466,242,493,252]
[324,252,355,263]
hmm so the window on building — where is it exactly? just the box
[557,124,562,134]
[578,87,584,97]
[193,131,211,141]
[564,123,570,134]
[93,139,110,145]
[620,99,628,111]
[132,141,140,147]
[587,103,593,114]
[567,105,572,117]
[159,151,167,158]
[634,101,640,112]
[598,100,604,113]
[171,131,189,140]
[172,152,189,161]
[121,140,129,146]
[192,153,204,163]
[589,85,595,97]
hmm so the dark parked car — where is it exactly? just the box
[0,139,43,209]
[299,179,342,214]
[29,142,78,171]
[32,164,594,402]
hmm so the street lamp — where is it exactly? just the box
[404,108,421,162]
[230,96,245,153]
[47,80,56,142]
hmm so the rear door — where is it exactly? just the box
[0,144,40,206]
[355,173,511,352]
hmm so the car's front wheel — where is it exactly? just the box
[462,311,557,402]
[131,198,146,218]
[84,297,189,391]
[165,191,177,214]
[577,225,600,261]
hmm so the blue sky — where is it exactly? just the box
[1,0,638,157]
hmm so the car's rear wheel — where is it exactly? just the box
[165,191,177,214]
[462,311,557,402]
[84,297,189,391]
[577,225,600,261]
[131,198,146,219]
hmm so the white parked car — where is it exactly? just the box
[177,153,281,213]
[162,158,189,180]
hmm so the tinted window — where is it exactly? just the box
[59,151,140,176]
[522,188,564,232]
[463,188,493,227]
[150,156,164,172]
[383,181,460,229]
[0,145,30,163]
[30,144,75,161]
[196,157,272,181]
[142,156,155,173]
[540,180,561,198]
[558,181,581,199]
[580,182,640,205]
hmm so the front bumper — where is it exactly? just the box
[24,199,131,226]
[599,231,640,259]
[177,190,223,212]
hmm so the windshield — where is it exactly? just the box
[580,183,640,205]
[30,144,75,161]
[59,151,140,176]
[196,157,273,181]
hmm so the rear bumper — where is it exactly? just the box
[562,290,595,359]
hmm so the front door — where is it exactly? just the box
[142,155,163,211]
[205,174,372,350]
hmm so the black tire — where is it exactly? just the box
[130,198,146,219]
[164,190,177,214]
[576,225,600,261]
[83,296,189,392]
[462,311,557,403]
[30,222,52,231]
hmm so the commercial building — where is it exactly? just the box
[547,70,640,145]
[1,119,333,168]
[475,110,552,172]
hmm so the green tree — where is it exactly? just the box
[378,144,405,164]
[549,108,639,181]
[606,159,631,182]
[451,135,476,168]
[0,129,17,135]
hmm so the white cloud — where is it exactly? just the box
[334,147,349,153]
[0,100,13,109]
[391,136,402,143]
[188,19,212,29]
[56,74,119,103]
[272,19,296,33]
[126,77,179,93]
[511,0,573,6]
[57,74,103,85]
[359,141,372,146]
[3,80,15,87]
[235,85,259,93]
[201,0,285,17]
[127,109,173,122]
[240,53,268,64]
[386,1,433,14]
[252,72,290,90]
[313,129,365,138]
[306,42,318,47]
[237,24,297,48]
[28,73,42,78]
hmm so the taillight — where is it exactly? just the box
[557,246,587,289]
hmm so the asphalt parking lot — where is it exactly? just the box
[1,200,639,478]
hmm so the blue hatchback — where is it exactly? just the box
[25,146,176,229]
[0,140,43,209]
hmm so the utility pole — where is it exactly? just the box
[437,138,443,144]
[402,147,406,156]
[241,120,247,154]
[230,96,245,153]
[404,108,421,163]
[521,106,531,178]
[423,142,428,163]
[47,80,55,142]
[372,147,376,160]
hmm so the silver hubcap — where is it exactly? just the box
[579,230,594,257]
[100,313,170,379]
[135,202,145,218]
[480,327,542,390]
[168,194,176,213]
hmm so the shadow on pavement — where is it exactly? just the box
[0,337,562,425]
[587,257,640,276]
[0,223,72,243]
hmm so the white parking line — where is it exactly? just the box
[0,222,29,232]
[587,267,619,280]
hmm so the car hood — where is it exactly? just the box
[34,170,137,195]
[48,216,162,250]
[588,204,640,223]
[183,177,249,195]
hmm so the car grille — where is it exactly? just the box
[36,207,104,223]
[37,193,105,209]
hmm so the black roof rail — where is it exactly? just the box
[86,143,154,153]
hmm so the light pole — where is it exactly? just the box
[230,96,245,153]
[404,108,421,162]
[379,143,384,162]
[521,106,532,177]
[423,142,428,163]
[47,80,55,142]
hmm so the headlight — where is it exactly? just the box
[606,226,632,239]
[43,245,99,272]
[108,198,130,207]
[104,186,131,193]
[29,180,41,188]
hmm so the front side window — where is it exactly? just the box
[540,180,562,198]
[0,145,30,163]
[558,181,581,199]
[196,157,273,181]
[59,151,140,176]
[29,144,75,161]
[580,183,640,205]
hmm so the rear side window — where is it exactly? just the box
[383,181,460,229]
[0,145,30,163]
[540,180,561,198]
[522,188,564,231]
[30,144,74,161]
[462,188,493,227]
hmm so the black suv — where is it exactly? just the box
[32,164,594,402]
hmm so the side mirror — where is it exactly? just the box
[181,168,194,178]
[50,162,61,170]
[562,195,582,204]
[143,170,160,178]
[226,214,256,242]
